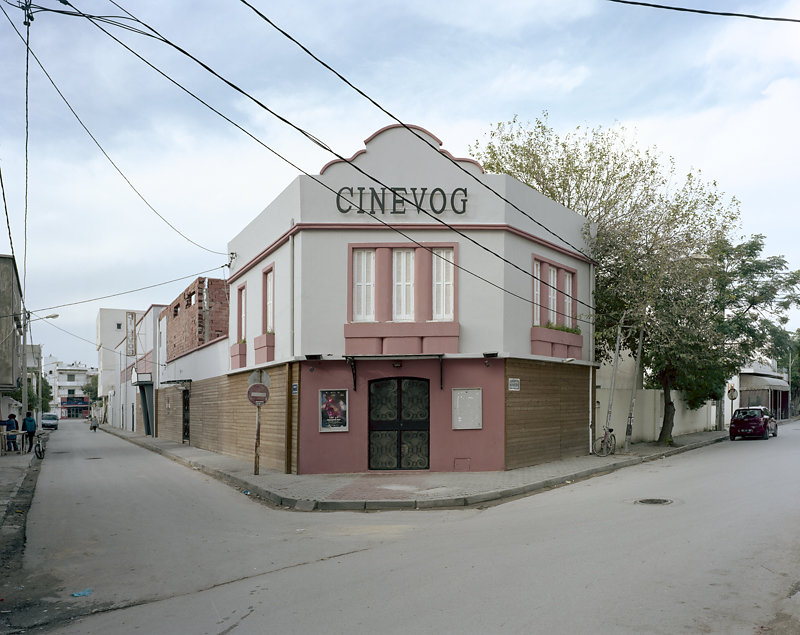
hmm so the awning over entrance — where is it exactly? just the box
[740,374,789,391]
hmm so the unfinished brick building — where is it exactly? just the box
[163,278,229,362]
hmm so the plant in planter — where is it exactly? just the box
[545,321,581,335]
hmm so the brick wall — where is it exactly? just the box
[163,277,229,362]
[155,363,300,473]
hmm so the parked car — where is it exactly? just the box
[41,413,59,430]
[729,406,776,440]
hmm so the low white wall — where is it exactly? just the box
[596,387,717,442]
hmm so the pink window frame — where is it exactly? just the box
[261,264,274,334]
[347,242,459,324]
[532,255,578,329]
[236,283,246,341]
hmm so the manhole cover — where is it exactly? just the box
[85,457,103,460]
[635,498,672,505]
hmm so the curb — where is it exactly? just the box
[100,426,729,512]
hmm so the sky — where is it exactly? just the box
[1,0,799,366]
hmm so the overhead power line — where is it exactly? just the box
[605,0,800,23]
[0,161,19,266]
[31,264,229,313]
[92,0,596,319]
[236,0,596,263]
[0,4,229,257]
[10,1,596,325]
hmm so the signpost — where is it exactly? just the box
[248,383,270,475]
[727,386,738,424]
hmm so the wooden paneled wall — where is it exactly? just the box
[505,359,594,470]
[154,363,300,473]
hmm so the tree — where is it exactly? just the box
[82,375,99,403]
[3,373,52,413]
[471,114,798,443]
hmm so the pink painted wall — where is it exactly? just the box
[297,358,506,474]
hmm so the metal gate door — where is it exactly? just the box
[368,377,429,470]
[182,390,190,442]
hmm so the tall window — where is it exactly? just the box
[564,272,572,324]
[264,269,274,333]
[548,267,558,324]
[432,247,454,321]
[237,285,246,341]
[393,249,414,321]
[533,260,541,326]
[353,249,375,322]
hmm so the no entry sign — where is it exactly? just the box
[247,383,270,406]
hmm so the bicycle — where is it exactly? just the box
[594,425,616,457]
[33,431,45,460]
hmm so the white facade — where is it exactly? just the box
[108,305,166,433]
[226,125,594,369]
[42,355,98,418]
[96,308,144,399]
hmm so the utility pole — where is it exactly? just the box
[601,313,626,452]
[624,328,644,452]
[21,310,28,418]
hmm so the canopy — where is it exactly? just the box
[739,374,789,392]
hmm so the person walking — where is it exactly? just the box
[4,413,19,453]
[22,411,36,453]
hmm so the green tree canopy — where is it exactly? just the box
[471,113,799,442]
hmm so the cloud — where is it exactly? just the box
[404,0,597,35]
[487,62,590,101]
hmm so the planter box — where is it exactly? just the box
[530,326,583,359]
[230,342,247,370]
[254,333,275,364]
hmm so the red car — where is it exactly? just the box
[729,407,777,440]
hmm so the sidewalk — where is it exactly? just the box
[101,426,731,511]
[0,449,36,566]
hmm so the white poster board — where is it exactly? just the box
[452,388,482,430]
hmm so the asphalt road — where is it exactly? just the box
[5,419,800,634]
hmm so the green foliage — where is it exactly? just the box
[472,113,800,441]
[2,373,52,412]
[544,321,581,335]
[82,374,99,403]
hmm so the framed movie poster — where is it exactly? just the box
[319,389,348,432]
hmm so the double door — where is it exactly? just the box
[368,377,429,470]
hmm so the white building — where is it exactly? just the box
[152,125,597,474]
[42,355,98,419]
[107,305,166,433]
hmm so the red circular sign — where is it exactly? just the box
[247,383,270,406]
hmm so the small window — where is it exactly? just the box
[432,248,454,321]
[352,249,375,322]
[188,292,196,306]
[67,374,75,381]
[548,267,558,324]
[68,389,75,396]
[116,323,122,330]
[173,304,180,317]
[393,249,414,321]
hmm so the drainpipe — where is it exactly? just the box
[289,220,295,358]
[588,366,594,453]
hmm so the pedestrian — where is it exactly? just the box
[22,411,36,453]
[4,413,19,453]
[89,415,98,431]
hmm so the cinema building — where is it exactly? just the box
[156,125,597,474]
